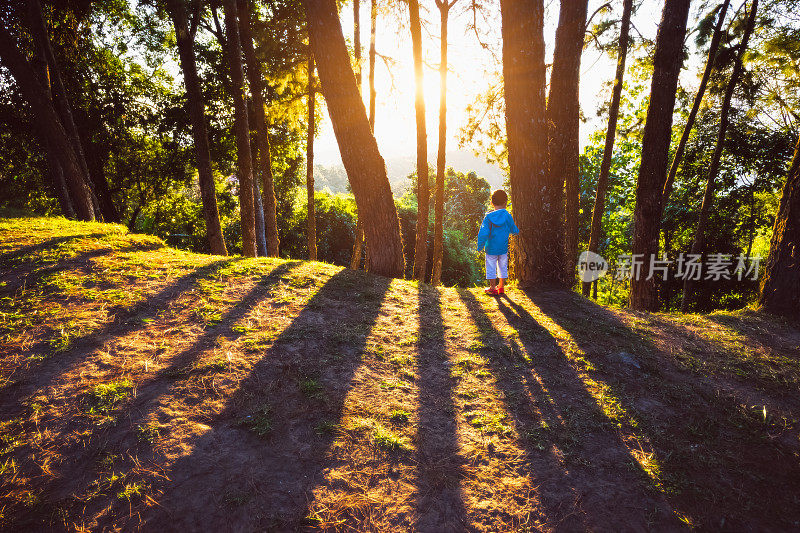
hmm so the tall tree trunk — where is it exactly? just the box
[307,52,318,261]
[45,144,75,218]
[500,0,561,287]
[547,0,588,285]
[83,144,121,223]
[168,0,227,255]
[223,0,257,257]
[368,0,377,128]
[350,217,364,269]
[238,0,277,256]
[30,37,75,219]
[628,0,691,311]
[354,0,361,88]
[759,135,800,318]
[663,0,730,204]
[236,8,268,257]
[248,99,268,257]
[409,0,429,281]
[583,0,632,297]
[28,0,101,221]
[0,25,94,221]
[350,0,368,268]
[304,0,404,277]
[681,0,758,312]
[431,0,456,286]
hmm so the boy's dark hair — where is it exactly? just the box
[491,189,508,207]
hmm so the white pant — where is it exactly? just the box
[485,253,508,280]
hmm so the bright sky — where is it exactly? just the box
[315,0,708,167]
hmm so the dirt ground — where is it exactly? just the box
[1,216,799,531]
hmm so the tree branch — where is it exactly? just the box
[584,2,611,33]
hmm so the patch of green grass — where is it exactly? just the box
[88,472,125,499]
[398,368,416,382]
[451,354,485,378]
[195,302,222,326]
[0,457,17,476]
[19,490,41,509]
[231,324,257,335]
[299,377,323,398]
[315,420,339,436]
[389,409,410,425]
[372,423,411,452]
[135,422,163,443]
[48,324,77,353]
[240,330,278,352]
[41,271,82,296]
[288,276,317,289]
[469,338,488,352]
[272,292,298,306]
[584,378,631,428]
[350,417,411,452]
[27,400,46,417]
[239,404,272,438]
[367,343,386,359]
[465,410,512,436]
[165,357,228,378]
[379,379,408,392]
[522,421,551,451]
[87,379,132,416]
[194,357,228,373]
[96,453,119,471]
[0,420,23,455]
[389,354,413,368]
[117,482,143,501]
[223,489,251,506]
[458,389,478,400]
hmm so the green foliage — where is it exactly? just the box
[87,380,133,416]
[400,167,490,286]
[578,49,793,310]
[281,191,357,264]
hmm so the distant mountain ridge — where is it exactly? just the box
[313,150,505,197]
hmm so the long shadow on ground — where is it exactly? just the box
[0,257,239,420]
[0,236,162,297]
[459,289,681,530]
[413,284,467,531]
[0,233,111,267]
[138,269,392,531]
[525,289,800,530]
[5,262,304,528]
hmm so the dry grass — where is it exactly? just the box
[1,213,799,531]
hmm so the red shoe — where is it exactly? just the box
[484,288,499,296]
[497,287,505,295]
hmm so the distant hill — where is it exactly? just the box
[314,149,505,197]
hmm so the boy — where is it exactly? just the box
[477,189,519,295]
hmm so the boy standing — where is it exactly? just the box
[477,190,519,295]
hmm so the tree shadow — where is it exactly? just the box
[638,311,800,398]
[703,311,800,358]
[42,262,302,448]
[0,233,110,267]
[0,257,239,416]
[523,289,800,530]
[2,262,308,527]
[0,237,163,296]
[458,289,680,530]
[136,269,392,531]
[413,284,467,531]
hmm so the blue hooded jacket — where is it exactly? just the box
[476,208,519,255]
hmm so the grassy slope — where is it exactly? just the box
[1,214,799,531]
